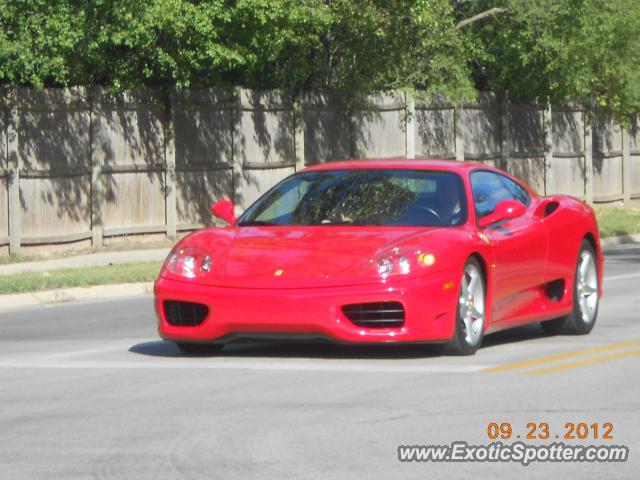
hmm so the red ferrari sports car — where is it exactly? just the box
[154,159,603,355]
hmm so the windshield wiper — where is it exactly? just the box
[238,220,277,226]
[320,220,354,225]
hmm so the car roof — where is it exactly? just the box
[303,158,492,173]
[302,158,539,197]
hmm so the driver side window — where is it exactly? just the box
[470,171,530,219]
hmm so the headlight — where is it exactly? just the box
[377,256,395,276]
[372,248,436,279]
[162,245,213,278]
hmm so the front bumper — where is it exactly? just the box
[154,269,460,344]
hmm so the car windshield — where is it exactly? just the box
[237,169,467,227]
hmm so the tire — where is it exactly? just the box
[176,342,225,355]
[441,257,486,356]
[540,239,599,335]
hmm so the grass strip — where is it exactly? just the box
[0,255,35,265]
[0,261,162,295]
[595,207,640,238]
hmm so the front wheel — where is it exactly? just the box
[541,240,599,335]
[176,342,224,356]
[441,258,486,356]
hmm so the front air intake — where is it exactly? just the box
[164,300,209,327]
[342,301,405,328]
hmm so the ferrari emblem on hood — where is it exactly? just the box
[274,269,284,276]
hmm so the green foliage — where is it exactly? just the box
[0,0,639,117]
[313,0,474,99]
[0,1,85,88]
[83,0,242,89]
[468,0,640,119]
[0,0,472,100]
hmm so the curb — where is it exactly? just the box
[601,234,640,249]
[0,282,154,311]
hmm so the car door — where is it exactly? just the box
[470,170,548,325]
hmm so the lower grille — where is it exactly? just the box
[342,301,405,328]
[164,300,209,327]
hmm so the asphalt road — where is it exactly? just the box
[1,245,639,479]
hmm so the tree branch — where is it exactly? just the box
[455,7,508,30]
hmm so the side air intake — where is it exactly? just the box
[342,302,405,328]
[164,300,208,327]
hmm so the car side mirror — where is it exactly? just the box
[210,199,237,225]
[478,199,526,228]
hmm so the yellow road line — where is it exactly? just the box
[482,338,640,373]
[525,348,640,375]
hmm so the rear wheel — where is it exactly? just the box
[176,342,224,355]
[541,240,599,335]
[442,258,486,356]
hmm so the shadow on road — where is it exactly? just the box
[603,246,640,263]
[482,323,547,348]
[129,323,548,359]
[129,340,442,359]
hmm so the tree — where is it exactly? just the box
[0,1,85,88]
[0,0,639,118]
[465,0,640,119]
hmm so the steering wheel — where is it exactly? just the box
[402,205,443,225]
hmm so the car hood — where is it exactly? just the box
[188,226,439,288]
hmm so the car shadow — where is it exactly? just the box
[129,323,549,359]
[129,340,443,359]
[481,323,548,349]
